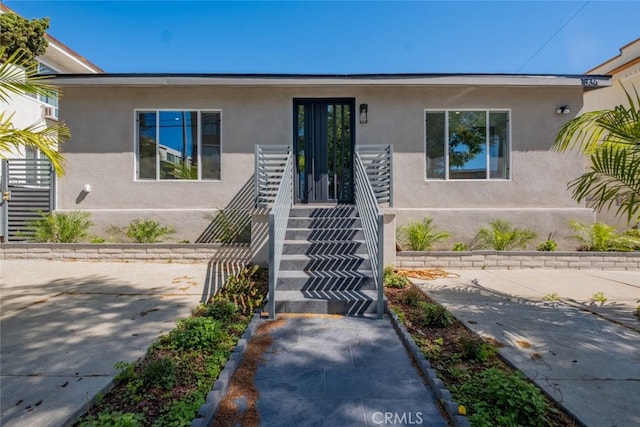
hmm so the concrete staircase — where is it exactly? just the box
[273,205,380,316]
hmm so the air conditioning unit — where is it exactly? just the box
[43,105,58,120]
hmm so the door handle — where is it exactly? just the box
[2,191,10,201]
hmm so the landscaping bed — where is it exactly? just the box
[73,266,267,427]
[384,272,578,427]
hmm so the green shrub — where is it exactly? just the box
[452,242,469,251]
[452,368,552,427]
[536,239,557,251]
[25,211,93,243]
[384,266,410,289]
[421,302,454,328]
[204,299,237,322]
[397,217,451,251]
[168,317,233,351]
[401,287,423,307]
[214,265,267,315]
[142,357,176,389]
[471,219,538,250]
[568,221,640,251]
[77,411,144,427]
[458,335,497,362]
[125,218,175,243]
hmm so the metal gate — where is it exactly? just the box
[1,158,55,242]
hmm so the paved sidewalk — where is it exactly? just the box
[253,314,450,427]
[0,260,210,427]
[414,269,640,427]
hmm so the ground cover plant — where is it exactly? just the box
[385,281,577,427]
[75,266,267,427]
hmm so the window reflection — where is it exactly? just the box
[136,110,221,180]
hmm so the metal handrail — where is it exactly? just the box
[255,145,290,207]
[267,150,294,319]
[354,152,385,318]
[355,144,393,207]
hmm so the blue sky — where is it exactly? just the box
[5,1,640,74]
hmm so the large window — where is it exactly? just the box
[136,110,221,180]
[426,110,509,180]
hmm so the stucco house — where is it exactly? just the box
[7,71,612,315]
[50,72,610,242]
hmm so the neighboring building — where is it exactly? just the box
[49,72,610,254]
[584,38,640,229]
[0,4,103,242]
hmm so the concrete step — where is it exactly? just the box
[287,217,362,229]
[289,206,357,218]
[272,289,384,316]
[280,254,371,272]
[277,269,376,291]
[282,240,368,255]
[285,228,364,241]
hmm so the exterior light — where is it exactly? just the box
[556,105,571,115]
[359,104,368,124]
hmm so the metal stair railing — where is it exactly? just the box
[265,148,294,319]
[255,145,291,207]
[354,151,385,318]
[355,144,393,207]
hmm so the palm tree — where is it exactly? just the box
[0,47,69,175]
[553,84,640,225]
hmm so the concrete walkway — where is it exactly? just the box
[253,314,450,427]
[414,269,640,427]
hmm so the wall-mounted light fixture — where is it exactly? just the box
[83,184,92,193]
[556,105,571,115]
[359,104,368,124]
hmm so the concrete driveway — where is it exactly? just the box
[0,260,211,427]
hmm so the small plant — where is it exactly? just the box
[397,217,451,251]
[24,211,93,243]
[458,335,497,362]
[384,266,410,289]
[142,357,176,389]
[168,317,233,351]
[452,242,469,251]
[471,219,538,250]
[401,287,423,307]
[203,299,237,322]
[125,218,175,243]
[213,265,267,315]
[591,291,608,306]
[77,411,144,427]
[634,305,640,319]
[568,220,640,251]
[536,233,558,252]
[543,292,561,303]
[90,236,106,244]
[451,368,553,427]
[114,360,137,382]
[421,302,454,328]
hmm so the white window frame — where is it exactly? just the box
[424,108,511,181]
[134,109,222,181]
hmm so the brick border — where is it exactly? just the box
[396,250,640,270]
[0,243,223,263]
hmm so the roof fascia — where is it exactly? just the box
[50,73,612,88]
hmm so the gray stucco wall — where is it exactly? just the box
[56,84,593,247]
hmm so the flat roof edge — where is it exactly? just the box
[49,73,612,88]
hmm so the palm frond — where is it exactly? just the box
[0,47,56,103]
[0,111,68,176]
[569,145,640,225]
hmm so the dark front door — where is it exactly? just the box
[294,99,355,203]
